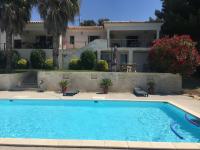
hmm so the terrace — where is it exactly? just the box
[109,30,157,48]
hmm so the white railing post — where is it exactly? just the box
[107,29,110,48]
[156,30,160,39]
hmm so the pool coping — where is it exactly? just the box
[0,138,199,149]
[0,98,199,149]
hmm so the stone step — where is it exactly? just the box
[21,84,38,89]
[10,87,39,91]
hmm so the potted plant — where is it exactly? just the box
[59,80,69,93]
[147,80,155,94]
[100,78,113,94]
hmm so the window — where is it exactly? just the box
[14,40,22,49]
[120,53,128,65]
[101,52,112,63]
[35,36,53,49]
[88,36,100,43]
[70,36,75,44]
[126,36,139,47]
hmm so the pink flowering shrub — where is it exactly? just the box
[149,35,200,76]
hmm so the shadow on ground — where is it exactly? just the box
[183,77,200,95]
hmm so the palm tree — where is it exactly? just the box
[38,0,80,69]
[0,0,34,71]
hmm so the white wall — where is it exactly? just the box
[104,22,162,32]
[63,27,106,49]
[15,49,53,60]
[0,31,6,50]
[62,39,108,69]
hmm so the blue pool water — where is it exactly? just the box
[0,100,199,143]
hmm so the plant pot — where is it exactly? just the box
[103,87,109,94]
[62,87,67,93]
[148,87,154,95]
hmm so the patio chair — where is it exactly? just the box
[133,87,148,97]
[63,89,80,96]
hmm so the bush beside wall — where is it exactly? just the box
[44,59,54,70]
[96,60,109,71]
[11,50,20,69]
[80,50,96,70]
[0,51,6,69]
[30,49,46,69]
[69,58,81,70]
[17,58,29,69]
[149,35,200,76]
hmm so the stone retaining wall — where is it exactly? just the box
[38,72,182,94]
[0,73,29,90]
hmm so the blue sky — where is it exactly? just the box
[31,0,162,24]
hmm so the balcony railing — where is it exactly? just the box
[14,42,53,49]
[110,39,152,48]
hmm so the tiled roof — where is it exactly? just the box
[67,26,104,30]
[104,21,163,24]
[28,21,44,24]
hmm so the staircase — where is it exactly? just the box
[12,71,38,91]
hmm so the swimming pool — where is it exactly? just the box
[0,100,199,143]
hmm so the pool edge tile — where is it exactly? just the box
[168,101,200,119]
[172,143,200,149]
[127,141,152,149]
[80,140,105,148]
[104,140,128,148]
[150,142,176,149]
[0,139,199,149]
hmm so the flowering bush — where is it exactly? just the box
[44,59,54,70]
[149,35,200,76]
[17,58,29,69]
[96,60,109,71]
[69,58,81,70]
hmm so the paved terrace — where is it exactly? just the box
[0,91,199,150]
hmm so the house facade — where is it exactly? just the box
[63,21,162,71]
[0,21,162,72]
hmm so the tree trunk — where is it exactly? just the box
[53,34,59,69]
[5,30,12,72]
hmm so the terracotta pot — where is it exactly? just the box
[103,87,109,94]
[148,87,154,95]
[62,87,67,93]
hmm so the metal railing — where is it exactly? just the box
[110,39,152,48]
[14,42,53,49]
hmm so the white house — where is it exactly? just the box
[62,21,162,71]
[0,21,162,72]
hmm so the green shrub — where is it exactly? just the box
[30,49,46,69]
[0,50,20,69]
[11,50,20,69]
[100,78,113,88]
[0,51,6,69]
[44,59,54,70]
[96,60,109,71]
[100,78,113,94]
[69,58,81,70]
[80,50,96,70]
[17,58,29,69]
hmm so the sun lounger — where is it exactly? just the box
[133,87,148,97]
[63,90,80,96]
